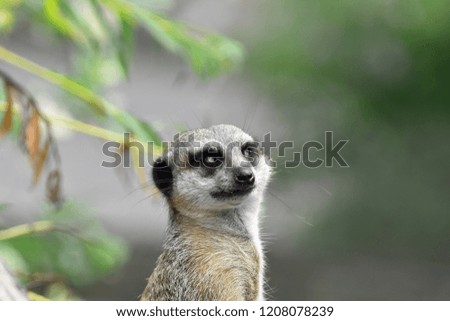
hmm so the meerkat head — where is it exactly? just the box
[152,124,271,214]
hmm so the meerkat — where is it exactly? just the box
[140,124,272,301]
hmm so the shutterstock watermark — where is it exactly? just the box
[101,131,349,169]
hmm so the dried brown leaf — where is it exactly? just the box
[0,84,13,138]
[26,109,41,159]
[46,170,62,205]
[32,138,50,185]
[0,71,64,206]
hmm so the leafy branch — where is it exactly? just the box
[0,46,162,145]
[0,70,62,204]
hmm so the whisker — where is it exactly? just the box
[122,184,152,199]
[132,192,160,208]
[192,109,205,128]
[245,96,260,134]
[266,190,313,226]
[315,183,333,196]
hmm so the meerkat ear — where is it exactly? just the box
[152,156,173,197]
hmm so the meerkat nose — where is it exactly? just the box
[234,168,255,186]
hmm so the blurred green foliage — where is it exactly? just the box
[0,201,128,299]
[247,0,450,262]
[1,0,243,85]
[249,0,450,121]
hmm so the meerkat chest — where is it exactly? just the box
[183,228,261,300]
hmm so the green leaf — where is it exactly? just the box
[0,0,20,32]
[43,0,89,46]
[0,9,15,32]
[117,16,135,75]
[0,201,129,286]
[0,243,29,275]
[45,282,79,301]
[102,0,245,77]
[112,111,161,146]
[137,11,244,77]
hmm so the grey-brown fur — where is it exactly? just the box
[140,125,271,301]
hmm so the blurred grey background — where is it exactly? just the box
[1,0,449,300]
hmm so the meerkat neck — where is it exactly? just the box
[169,206,261,241]
[168,204,265,300]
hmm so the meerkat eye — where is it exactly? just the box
[202,145,223,168]
[205,156,216,163]
[242,148,252,158]
[241,142,260,165]
[241,142,259,157]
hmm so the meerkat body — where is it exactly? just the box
[140,125,271,301]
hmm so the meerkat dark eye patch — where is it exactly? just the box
[241,141,260,166]
[187,143,223,170]
[152,156,173,197]
[202,143,224,169]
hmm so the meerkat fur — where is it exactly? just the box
[140,124,272,301]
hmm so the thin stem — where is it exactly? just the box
[0,221,55,241]
[0,102,161,154]
[0,46,105,115]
